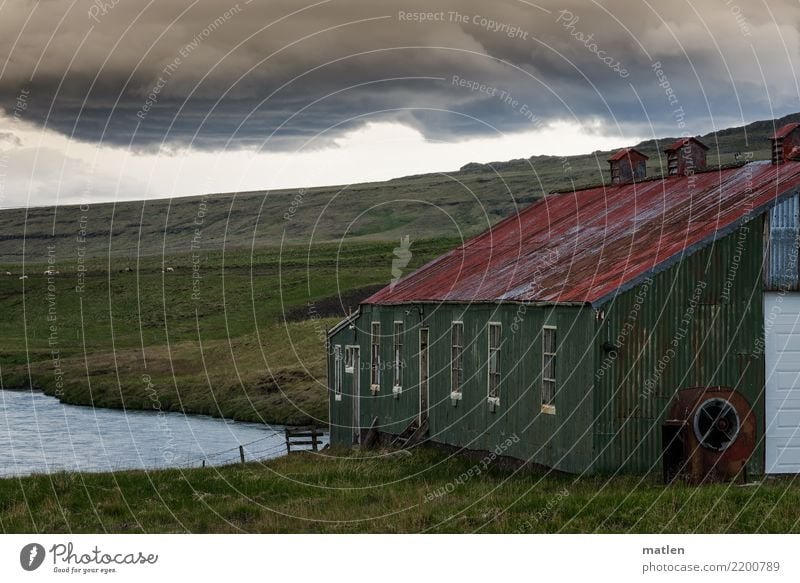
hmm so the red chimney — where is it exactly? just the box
[664,137,708,176]
[769,123,800,165]
[608,148,648,185]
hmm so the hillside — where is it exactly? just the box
[458,112,795,175]
[0,113,790,264]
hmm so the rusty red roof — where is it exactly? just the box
[665,137,709,151]
[365,161,800,307]
[770,123,800,139]
[607,147,649,161]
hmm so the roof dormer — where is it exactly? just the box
[664,137,709,176]
[608,148,648,185]
[770,123,800,165]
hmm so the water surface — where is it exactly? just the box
[0,390,327,477]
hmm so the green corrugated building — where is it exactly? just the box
[327,128,800,477]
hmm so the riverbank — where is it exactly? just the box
[2,447,798,533]
[0,240,456,427]
[1,317,337,427]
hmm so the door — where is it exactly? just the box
[765,292,800,473]
[419,328,429,424]
[351,347,360,445]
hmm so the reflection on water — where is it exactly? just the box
[0,390,327,477]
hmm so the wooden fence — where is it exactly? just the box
[284,426,322,453]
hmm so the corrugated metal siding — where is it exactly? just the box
[329,222,768,475]
[328,325,357,446]
[593,222,765,475]
[329,302,595,473]
[766,193,800,290]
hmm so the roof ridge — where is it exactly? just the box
[363,161,800,306]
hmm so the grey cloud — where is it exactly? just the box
[0,132,21,147]
[0,146,149,208]
[0,0,798,150]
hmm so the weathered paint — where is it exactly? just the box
[765,193,800,290]
[328,322,356,447]
[330,221,766,476]
[329,302,595,473]
[328,155,800,475]
[664,137,708,176]
[771,123,800,139]
[592,222,765,475]
[665,387,756,483]
[770,123,800,164]
[364,161,800,307]
[608,147,648,185]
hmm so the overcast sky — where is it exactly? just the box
[0,0,798,208]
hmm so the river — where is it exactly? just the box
[0,390,327,477]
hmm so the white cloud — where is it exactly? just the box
[0,116,641,208]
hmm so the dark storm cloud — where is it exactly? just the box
[0,0,798,150]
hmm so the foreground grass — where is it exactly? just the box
[2,448,799,533]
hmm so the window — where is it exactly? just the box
[370,322,381,391]
[451,322,464,397]
[393,321,404,390]
[344,346,355,373]
[542,326,557,414]
[334,345,342,400]
[487,323,501,403]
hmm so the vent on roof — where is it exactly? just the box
[607,148,648,185]
[770,123,800,165]
[664,137,708,176]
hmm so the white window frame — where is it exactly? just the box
[450,321,464,400]
[344,346,355,374]
[370,322,381,393]
[334,345,343,401]
[541,325,557,414]
[393,320,404,393]
[487,322,502,406]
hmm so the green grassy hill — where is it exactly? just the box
[0,113,791,264]
[0,240,456,425]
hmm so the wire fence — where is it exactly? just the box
[0,428,330,477]
[175,428,329,469]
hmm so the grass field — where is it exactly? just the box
[1,447,798,533]
[0,239,457,425]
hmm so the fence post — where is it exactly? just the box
[285,428,291,454]
[311,426,318,452]
[239,445,245,464]
[202,460,206,468]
